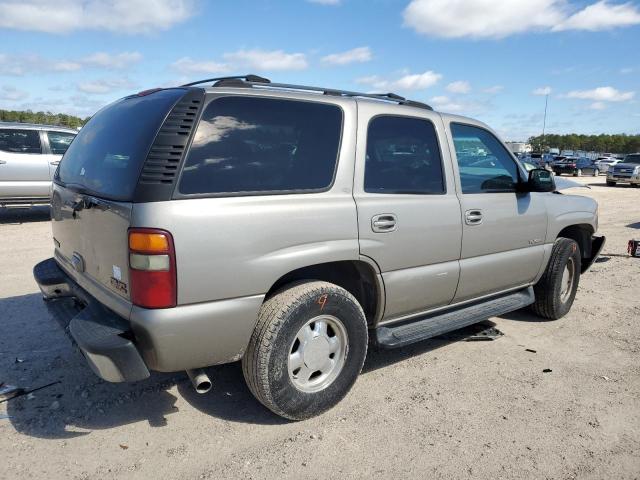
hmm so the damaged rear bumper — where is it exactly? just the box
[33,258,150,383]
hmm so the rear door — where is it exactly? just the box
[445,121,547,302]
[0,128,50,199]
[51,88,196,316]
[354,103,462,321]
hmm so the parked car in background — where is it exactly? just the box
[607,153,640,187]
[0,123,77,207]
[553,157,599,176]
[594,156,621,174]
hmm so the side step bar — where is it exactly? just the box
[374,287,535,349]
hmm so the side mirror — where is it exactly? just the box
[526,168,555,192]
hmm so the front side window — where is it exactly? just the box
[451,123,520,194]
[178,96,343,195]
[364,116,445,194]
[0,129,42,154]
[47,131,76,155]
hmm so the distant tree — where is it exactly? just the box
[528,133,640,154]
[0,108,89,129]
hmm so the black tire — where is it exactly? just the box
[531,238,581,320]
[242,281,368,420]
[593,169,599,177]
[606,181,616,187]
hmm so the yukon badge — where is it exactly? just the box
[71,252,85,273]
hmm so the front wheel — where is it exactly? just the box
[593,169,599,177]
[242,281,368,420]
[531,238,581,320]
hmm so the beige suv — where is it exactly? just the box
[34,76,604,420]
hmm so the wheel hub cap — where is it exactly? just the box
[288,315,348,393]
[560,258,575,303]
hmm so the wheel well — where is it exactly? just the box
[557,224,594,260]
[265,261,380,326]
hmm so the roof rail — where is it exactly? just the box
[180,74,270,87]
[181,74,433,110]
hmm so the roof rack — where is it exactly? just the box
[180,74,433,110]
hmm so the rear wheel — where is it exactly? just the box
[242,281,368,420]
[531,238,581,320]
[593,168,599,177]
[575,169,582,177]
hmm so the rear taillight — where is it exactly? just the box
[128,228,177,309]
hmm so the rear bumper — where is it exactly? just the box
[34,258,149,383]
[34,257,264,380]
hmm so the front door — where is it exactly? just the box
[353,104,462,321]
[446,122,548,302]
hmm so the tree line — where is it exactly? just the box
[0,109,89,129]
[528,133,640,154]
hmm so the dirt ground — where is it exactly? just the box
[1,176,639,480]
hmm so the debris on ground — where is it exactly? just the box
[543,369,553,373]
[525,348,537,353]
[0,383,24,402]
[119,444,129,450]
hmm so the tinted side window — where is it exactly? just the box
[364,116,445,194]
[450,123,519,194]
[47,131,76,155]
[0,129,42,154]
[179,96,343,195]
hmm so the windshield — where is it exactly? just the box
[624,154,640,164]
[55,89,186,201]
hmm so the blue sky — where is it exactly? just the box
[0,0,639,140]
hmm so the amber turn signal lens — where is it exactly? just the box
[129,232,170,253]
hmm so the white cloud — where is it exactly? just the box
[307,0,341,4]
[170,57,230,74]
[0,85,29,101]
[403,0,640,39]
[446,80,471,94]
[357,70,442,91]
[553,1,640,31]
[0,51,142,75]
[532,86,552,95]
[77,77,135,94]
[82,51,142,69]
[589,101,607,110]
[483,85,504,94]
[321,47,372,66]
[222,49,308,71]
[566,86,635,102]
[0,0,194,34]
[429,94,487,114]
[620,67,634,74]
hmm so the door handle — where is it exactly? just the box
[50,161,60,166]
[465,209,483,225]
[372,214,397,233]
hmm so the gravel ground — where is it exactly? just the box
[1,176,639,479]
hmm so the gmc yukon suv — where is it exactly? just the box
[34,75,605,420]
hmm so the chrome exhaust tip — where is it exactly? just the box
[186,369,212,394]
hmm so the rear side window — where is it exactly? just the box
[56,89,186,201]
[178,96,342,195]
[364,116,445,194]
[47,131,76,155]
[0,129,42,154]
[451,123,520,194]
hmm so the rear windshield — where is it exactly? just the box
[178,96,343,195]
[55,89,185,200]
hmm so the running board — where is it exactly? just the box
[374,287,535,349]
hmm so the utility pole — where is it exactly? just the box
[541,93,548,153]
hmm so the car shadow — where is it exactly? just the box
[0,206,50,225]
[2,291,511,435]
[626,222,640,229]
